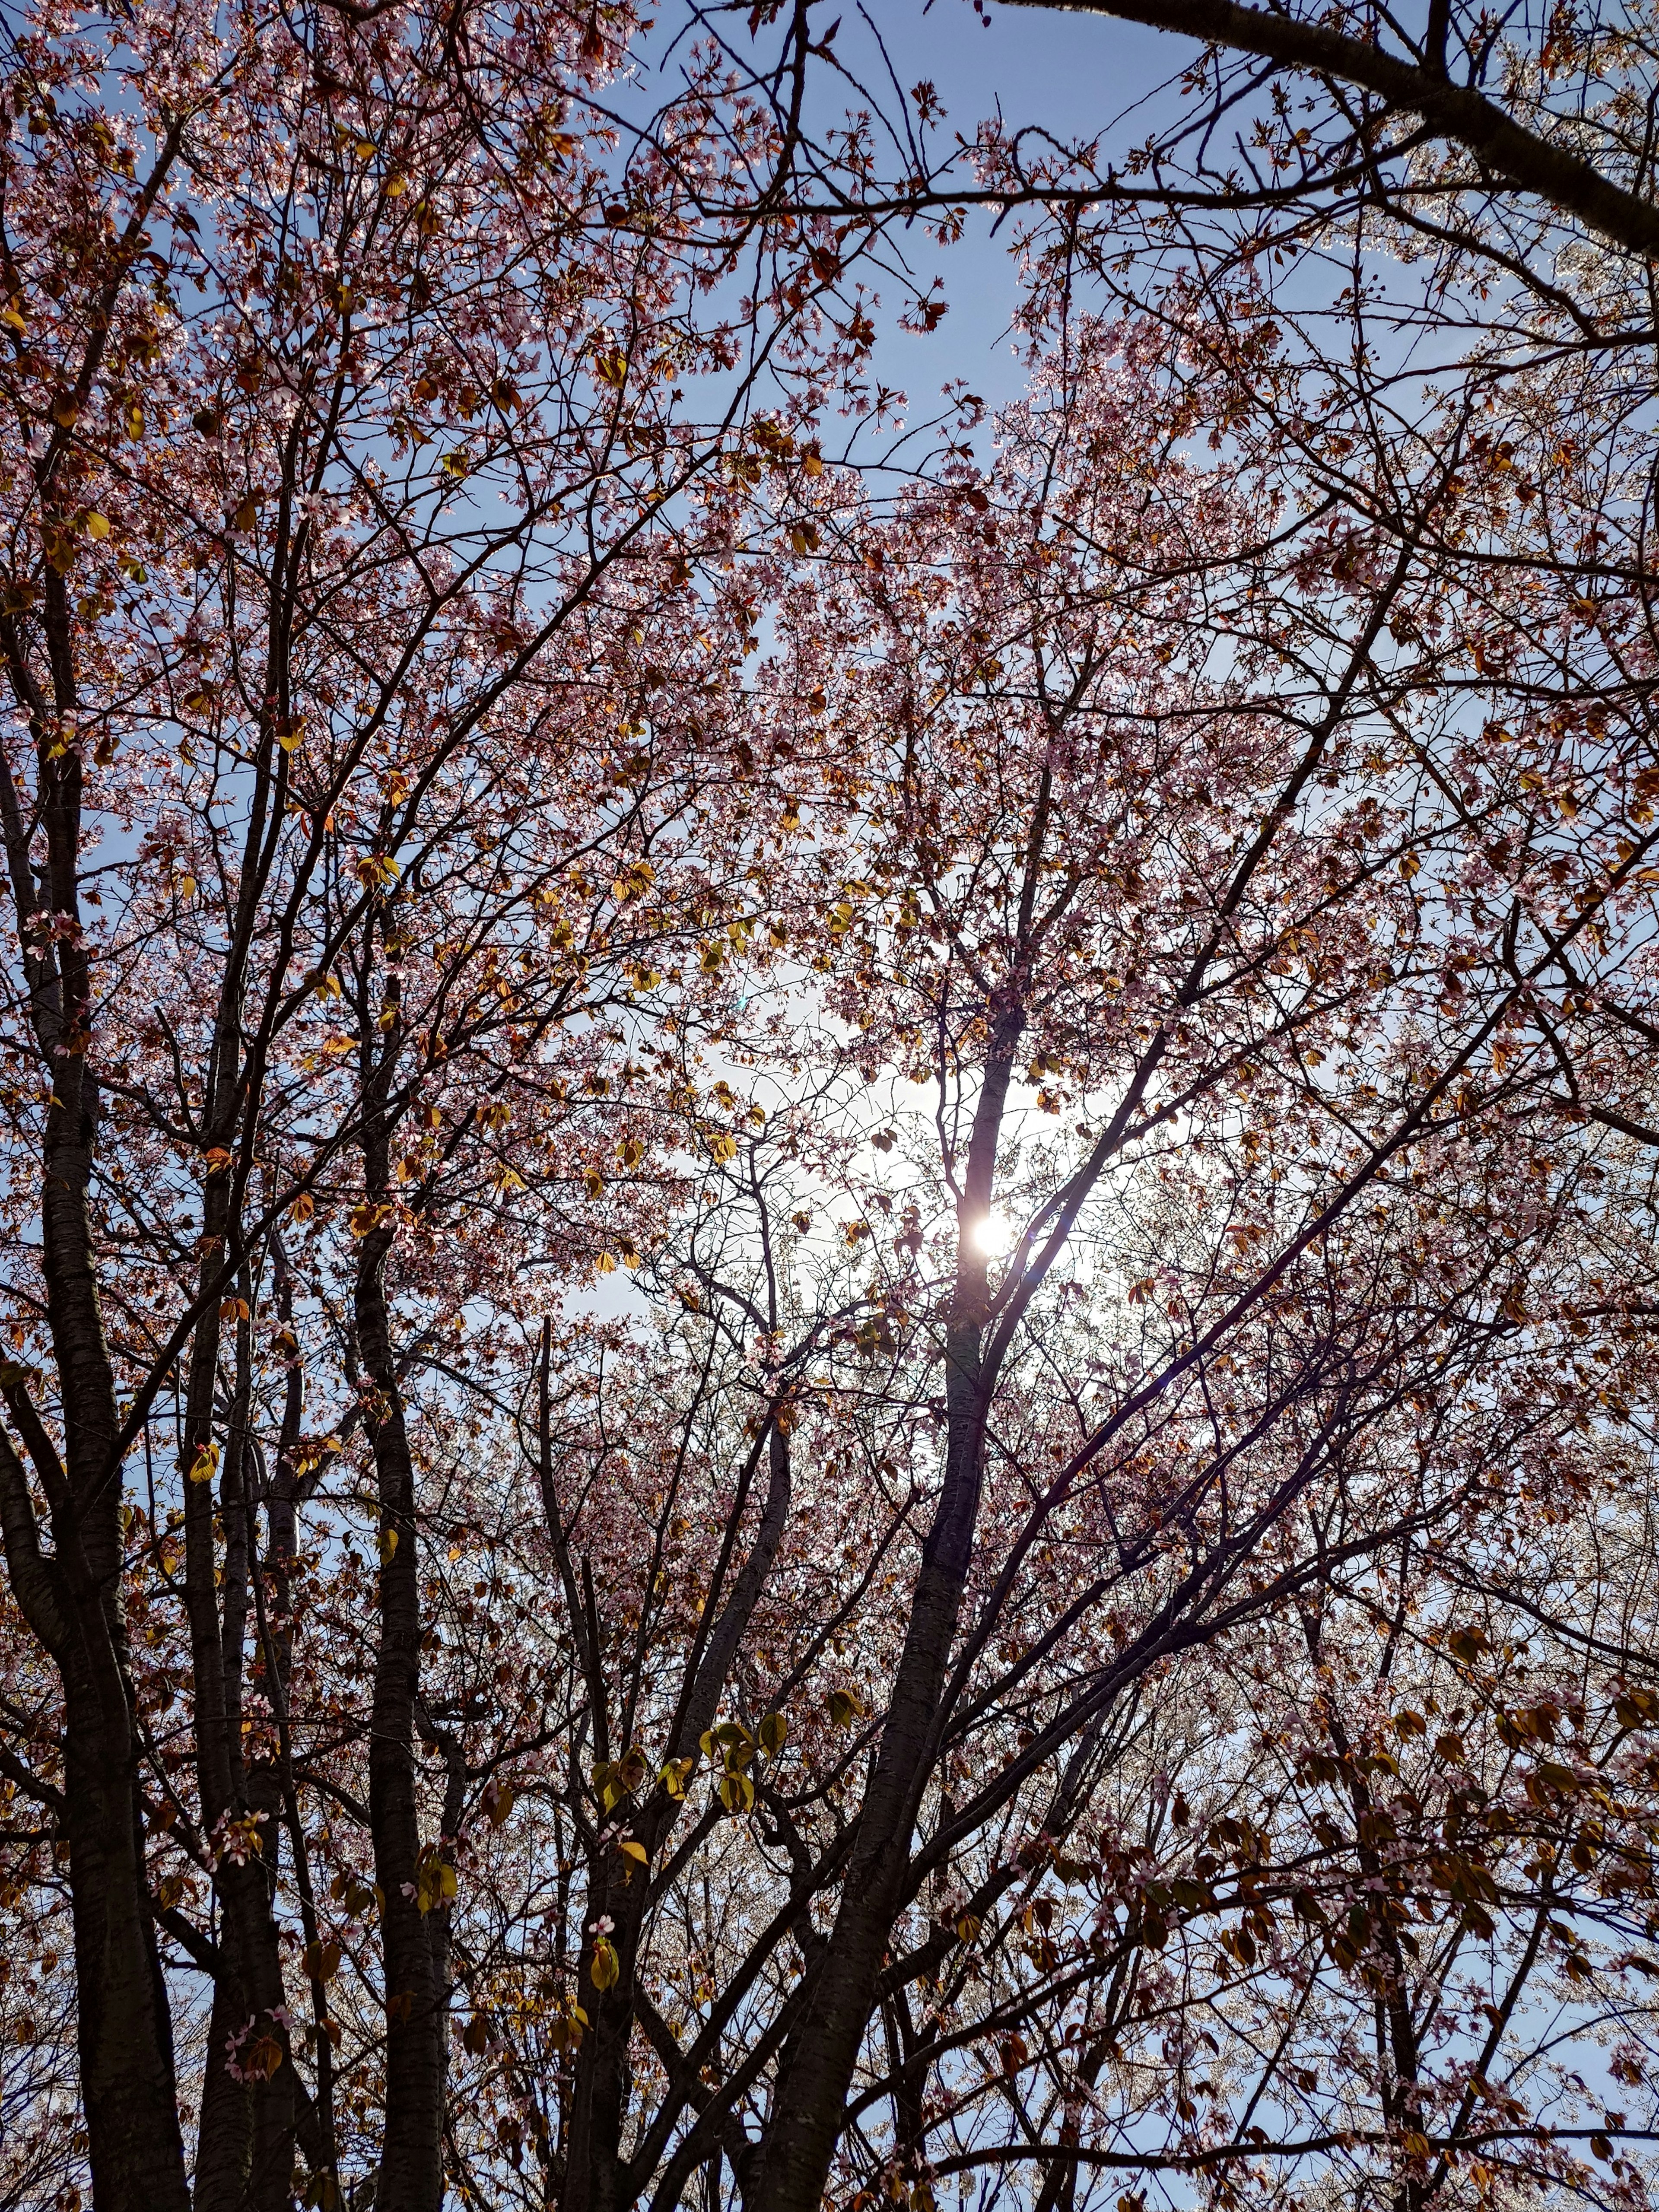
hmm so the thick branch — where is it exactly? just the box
[1004,0,1659,255]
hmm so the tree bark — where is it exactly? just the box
[0,582,192,2212]
[358,1209,447,2212]
[181,1182,297,2211]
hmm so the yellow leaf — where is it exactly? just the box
[413,1849,457,1912]
[302,1939,342,1982]
[86,512,111,540]
[707,1132,738,1163]
[378,1526,399,1562]
[245,2032,283,2079]
[612,860,655,900]
[759,1711,787,1757]
[618,1840,648,1864]
[188,1440,219,1485]
[590,1937,619,1990]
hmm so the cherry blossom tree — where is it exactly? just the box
[372,325,1658,2210]
[1,4,1656,2211]
[0,1,908,2206]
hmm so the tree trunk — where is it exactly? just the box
[60,1657,192,2212]
[357,1215,446,2212]
[753,1350,982,2212]
[182,1209,296,2212]
[36,1093,193,2212]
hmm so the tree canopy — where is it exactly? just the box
[1,4,1657,2211]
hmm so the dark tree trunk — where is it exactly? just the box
[0,583,193,2212]
[60,1657,192,2212]
[1,1100,195,2212]
[358,1213,447,2212]
[753,1346,984,2212]
[181,1204,296,2212]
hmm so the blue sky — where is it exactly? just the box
[828,0,1183,408]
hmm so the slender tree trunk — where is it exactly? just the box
[30,1096,193,2212]
[249,1248,342,2199]
[0,591,193,2211]
[59,1656,191,2212]
[753,1353,982,2212]
[182,1184,253,2211]
[351,939,447,2212]
[183,1205,296,2212]
[358,1211,446,2212]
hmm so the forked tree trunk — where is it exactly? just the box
[753,1318,987,2212]
[753,1008,1022,2212]
[0,1116,194,2212]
